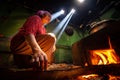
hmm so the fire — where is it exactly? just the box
[90,49,120,65]
[90,37,120,65]
[75,74,99,80]
[82,74,98,78]
[74,74,120,80]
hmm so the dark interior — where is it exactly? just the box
[0,0,120,80]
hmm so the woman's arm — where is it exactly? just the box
[25,33,48,71]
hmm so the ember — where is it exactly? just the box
[47,63,80,71]
[73,74,120,80]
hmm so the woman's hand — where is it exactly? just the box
[31,51,48,71]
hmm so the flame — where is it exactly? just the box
[90,37,120,65]
[75,74,120,80]
[75,74,99,80]
[109,75,120,80]
[90,49,120,65]
[82,74,98,78]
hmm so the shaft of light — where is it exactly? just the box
[77,0,85,3]
[52,10,74,35]
[50,10,64,22]
[56,13,74,42]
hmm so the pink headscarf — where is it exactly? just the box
[36,10,51,19]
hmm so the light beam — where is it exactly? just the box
[57,13,73,42]
[60,9,65,14]
[71,8,76,13]
[77,0,85,3]
[50,9,65,22]
[52,9,75,35]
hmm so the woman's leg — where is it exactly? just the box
[12,33,56,68]
[36,33,56,63]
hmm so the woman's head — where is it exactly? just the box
[36,10,51,25]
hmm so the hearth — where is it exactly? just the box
[72,20,120,66]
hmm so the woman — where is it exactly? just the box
[10,10,56,71]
